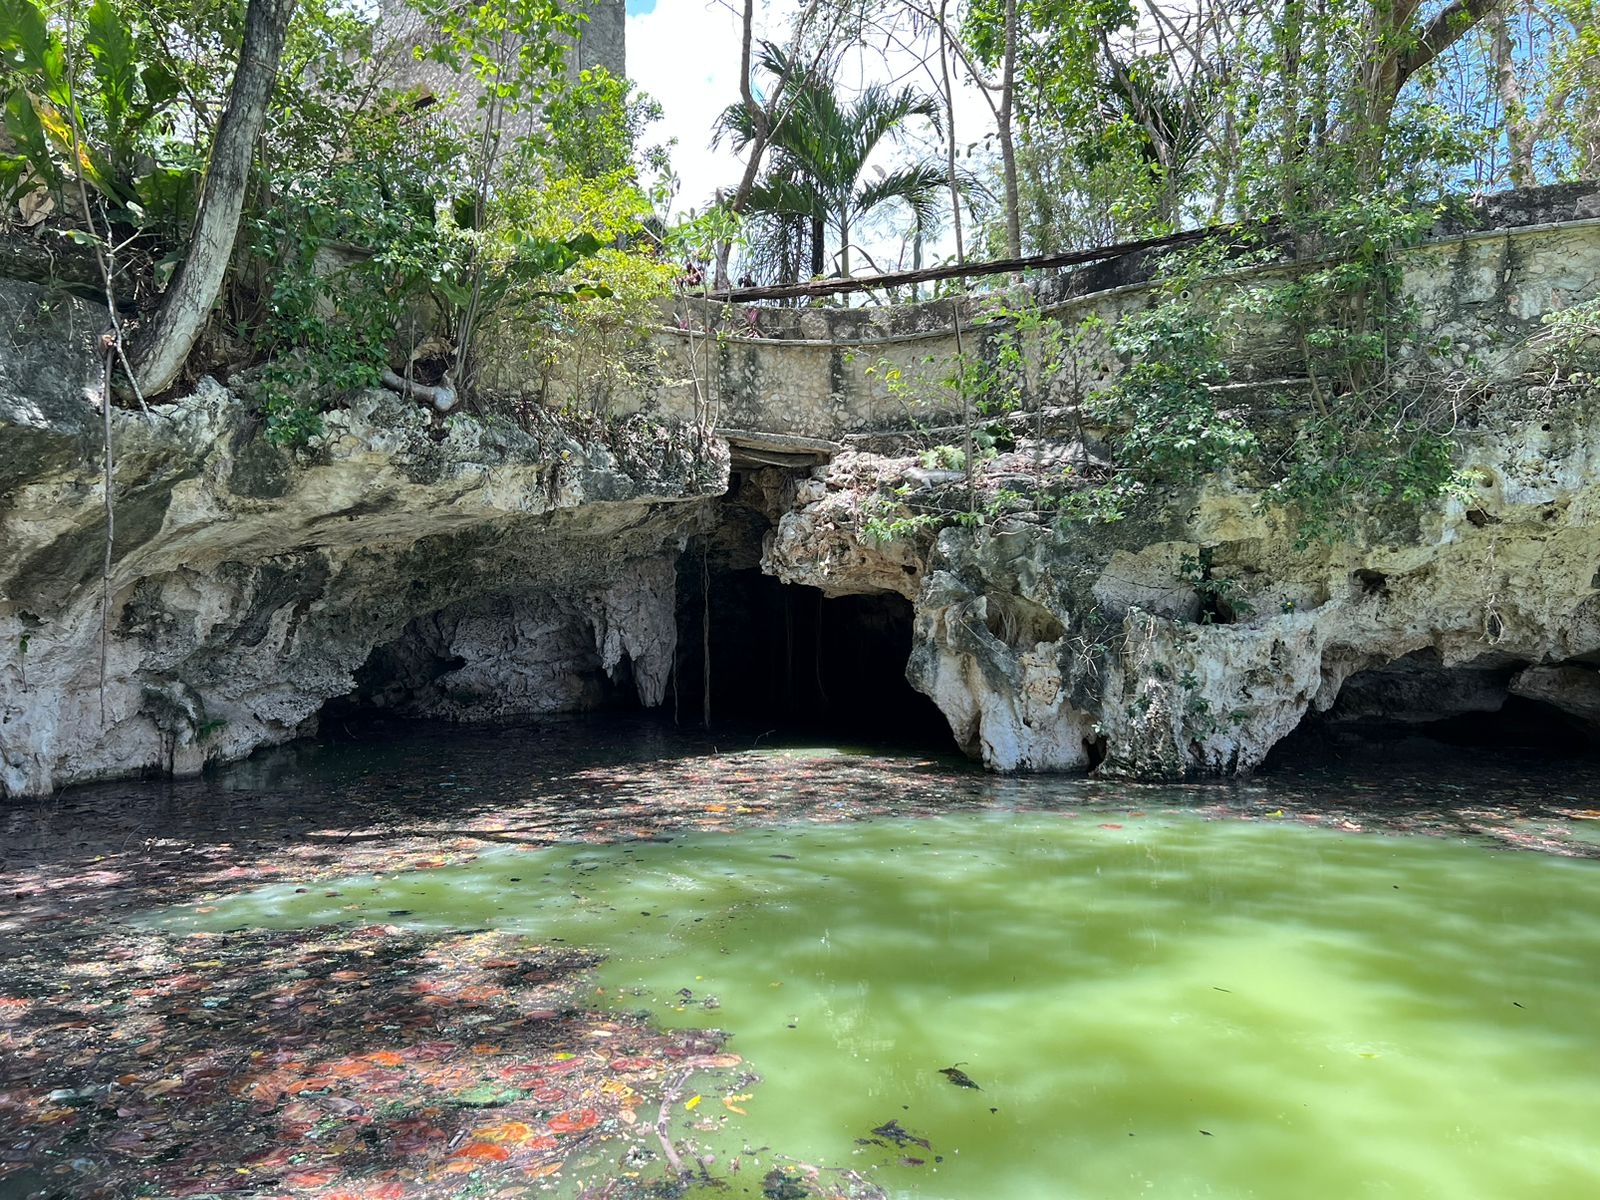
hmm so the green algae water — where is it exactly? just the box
[149,748,1600,1200]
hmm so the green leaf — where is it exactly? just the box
[0,152,33,204]
[0,0,52,72]
[85,0,138,164]
[1,87,56,189]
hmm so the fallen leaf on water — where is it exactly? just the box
[284,1168,340,1187]
[938,1065,981,1090]
[452,1141,511,1161]
[871,1119,931,1150]
[548,1108,600,1133]
[684,1094,701,1110]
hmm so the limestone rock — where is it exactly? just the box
[0,379,724,797]
[1509,664,1600,728]
[768,383,1600,776]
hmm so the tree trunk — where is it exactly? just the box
[130,0,296,397]
[936,0,965,264]
[810,213,825,277]
[997,0,1021,259]
[1493,7,1534,187]
[1347,0,1503,169]
[1276,0,1305,214]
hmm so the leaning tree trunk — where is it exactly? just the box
[130,0,297,398]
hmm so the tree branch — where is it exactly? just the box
[1397,0,1505,91]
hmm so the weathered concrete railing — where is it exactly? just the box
[486,183,1600,445]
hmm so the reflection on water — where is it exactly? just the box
[142,719,1600,1200]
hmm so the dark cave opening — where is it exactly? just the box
[317,469,955,754]
[1263,649,1600,770]
[671,564,952,750]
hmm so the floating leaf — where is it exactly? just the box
[548,1107,600,1133]
[452,1141,510,1161]
[938,1065,981,1090]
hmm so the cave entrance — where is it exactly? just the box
[1263,649,1600,769]
[318,591,650,741]
[672,564,951,750]
[317,464,955,754]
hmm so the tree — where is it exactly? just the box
[722,46,944,279]
[129,0,297,397]
[709,0,854,287]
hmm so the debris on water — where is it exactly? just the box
[939,1064,981,1089]
[762,1166,811,1199]
[871,1119,931,1150]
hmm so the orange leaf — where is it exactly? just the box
[548,1108,600,1134]
[475,1120,535,1144]
[453,1141,511,1161]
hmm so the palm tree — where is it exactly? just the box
[718,44,946,281]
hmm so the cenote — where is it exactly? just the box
[116,720,1600,1200]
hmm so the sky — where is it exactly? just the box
[625,0,751,215]
[622,0,994,270]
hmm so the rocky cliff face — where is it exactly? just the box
[8,190,1600,795]
[0,280,724,797]
[763,378,1600,776]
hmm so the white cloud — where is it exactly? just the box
[627,1,750,216]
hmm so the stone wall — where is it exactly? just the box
[532,185,1600,440]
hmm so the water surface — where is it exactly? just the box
[144,725,1600,1200]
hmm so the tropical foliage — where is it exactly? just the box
[1,0,678,439]
[715,41,944,283]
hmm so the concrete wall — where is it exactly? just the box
[373,0,625,155]
[479,186,1600,440]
